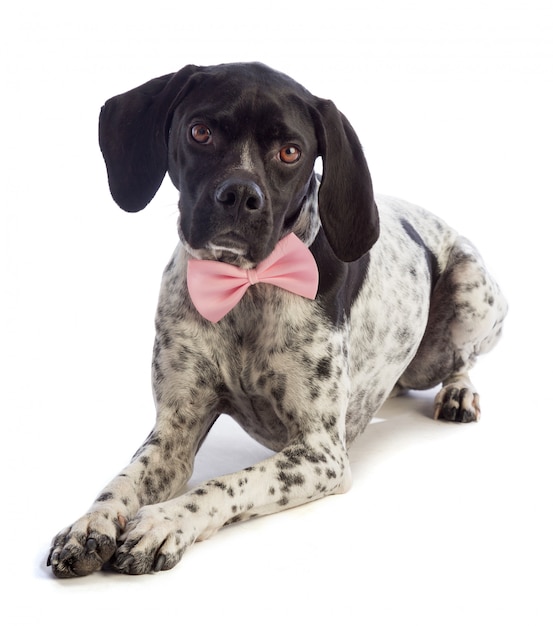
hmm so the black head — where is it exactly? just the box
[99,62,379,264]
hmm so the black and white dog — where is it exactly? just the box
[48,63,507,577]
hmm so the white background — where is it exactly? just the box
[2,0,552,624]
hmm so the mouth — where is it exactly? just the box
[208,234,249,257]
[179,225,255,267]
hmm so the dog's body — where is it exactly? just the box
[48,63,507,577]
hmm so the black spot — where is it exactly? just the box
[96,492,113,502]
[326,382,340,401]
[152,467,175,494]
[400,218,439,288]
[271,385,285,403]
[305,450,327,464]
[276,459,296,470]
[394,326,412,343]
[146,434,161,447]
[185,503,199,513]
[215,381,230,396]
[281,447,304,466]
[194,488,207,496]
[143,477,157,498]
[316,357,332,379]
[277,471,305,491]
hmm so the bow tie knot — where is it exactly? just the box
[187,233,319,323]
[246,268,260,286]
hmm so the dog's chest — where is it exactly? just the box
[214,291,340,449]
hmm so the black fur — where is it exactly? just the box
[99,62,378,263]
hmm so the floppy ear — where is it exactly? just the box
[312,99,379,262]
[98,65,200,212]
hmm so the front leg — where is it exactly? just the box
[48,331,222,577]
[48,248,229,578]
[111,428,352,574]
[47,406,217,577]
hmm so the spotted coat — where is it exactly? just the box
[48,63,507,577]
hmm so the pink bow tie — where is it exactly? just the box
[187,233,319,322]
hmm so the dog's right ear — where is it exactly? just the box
[98,65,200,212]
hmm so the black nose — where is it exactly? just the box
[215,178,265,213]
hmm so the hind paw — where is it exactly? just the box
[434,382,480,423]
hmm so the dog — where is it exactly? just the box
[47,62,507,577]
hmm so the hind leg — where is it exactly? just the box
[398,236,507,422]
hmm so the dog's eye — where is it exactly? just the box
[279,145,301,164]
[191,124,213,144]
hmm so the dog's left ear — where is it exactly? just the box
[98,65,200,212]
[311,99,379,262]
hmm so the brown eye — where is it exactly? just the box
[191,124,212,144]
[279,145,301,164]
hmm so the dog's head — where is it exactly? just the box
[99,63,379,265]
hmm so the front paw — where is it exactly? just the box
[47,511,126,578]
[110,505,196,575]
